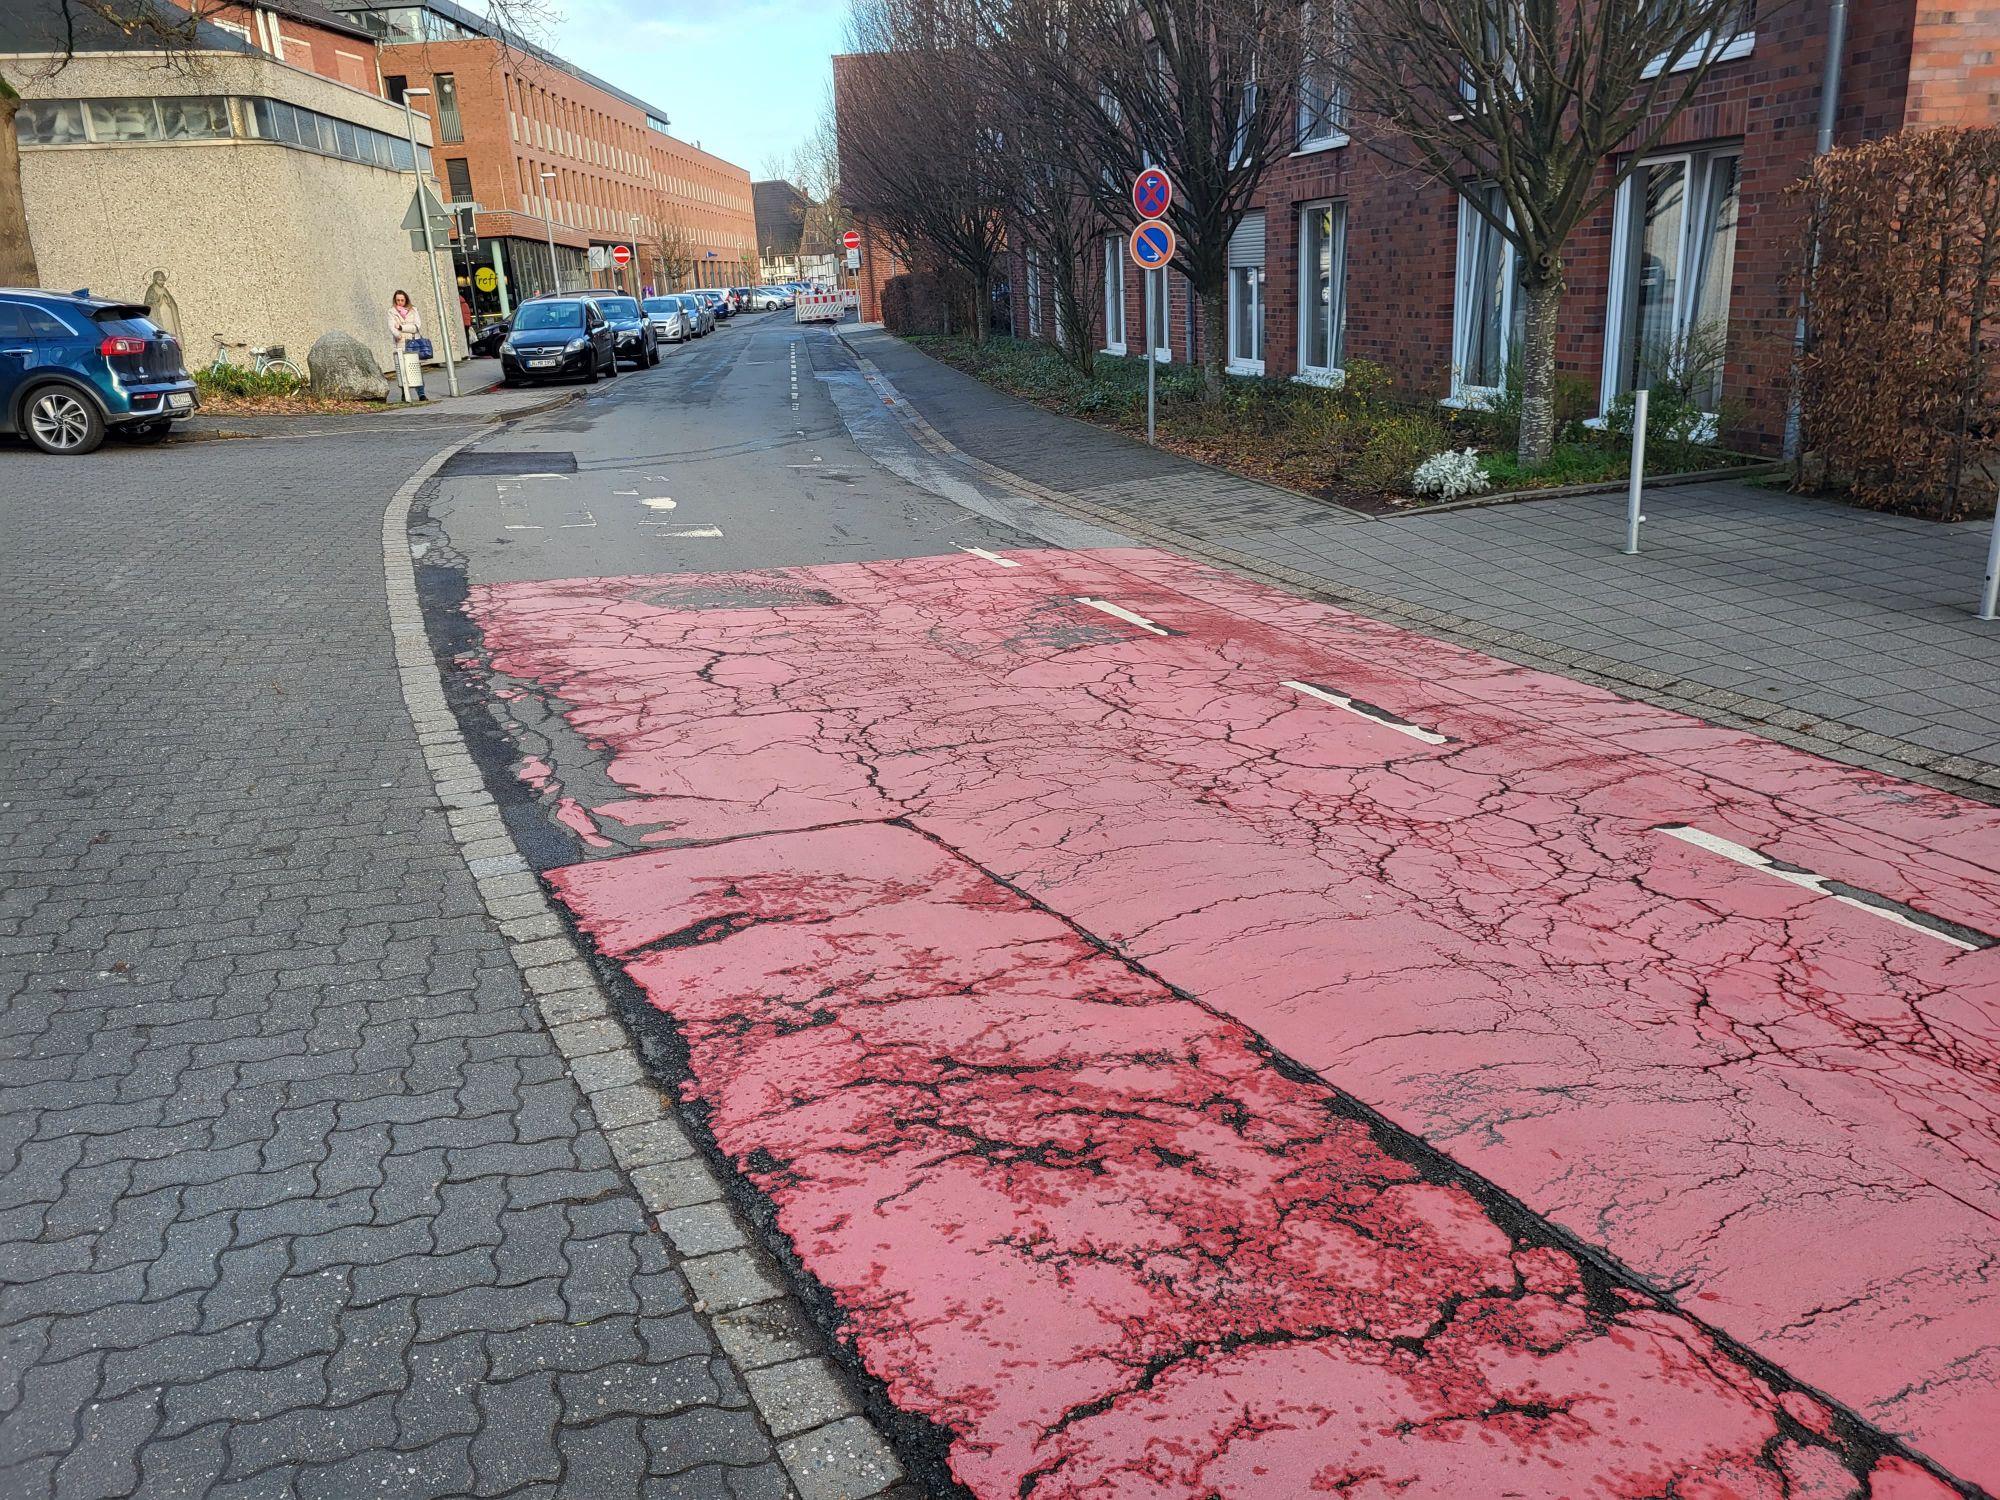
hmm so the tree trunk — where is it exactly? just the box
[1200,278,1227,401]
[1516,268,1564,467]
[973,269,989,346]
[0,82,40,288]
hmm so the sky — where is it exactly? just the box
[540,0,850,180]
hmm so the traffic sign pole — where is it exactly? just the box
[1144,271,1156,446]
[400,92,459,398]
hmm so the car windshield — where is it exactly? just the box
[514,302,583,331]
[597,297,639,319]
[643,299,677,315]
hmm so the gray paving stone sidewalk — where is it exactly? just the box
[0,434,796,1497]
[850,327,2000,792]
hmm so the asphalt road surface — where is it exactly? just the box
[421,311,1998,1498]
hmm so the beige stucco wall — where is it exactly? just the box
[11,49,454,374]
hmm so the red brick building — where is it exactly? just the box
[988,3,2000,453]
[328,0,758,317]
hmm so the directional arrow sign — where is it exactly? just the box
[1129,219,1176,269]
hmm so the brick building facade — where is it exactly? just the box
[331,0,757,317]
[986,2,1999,453]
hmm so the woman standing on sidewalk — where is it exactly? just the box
[389,290,426,403]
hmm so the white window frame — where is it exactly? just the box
[1643,3,1756,77]
[1295,3,1349,154]
[1295,200,1347,384]
[1146,267,1171,362]
[1599,144,1743,416]
[1226,213,1265,376]
[1448,187,1518,404]
[1102,235,1127,354]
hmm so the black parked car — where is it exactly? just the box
[590,295,660,369]
[469,314,511,357]
[499,297,616,385]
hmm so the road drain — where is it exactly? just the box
[1284,680,1451,745]
[1658,824,1993,951]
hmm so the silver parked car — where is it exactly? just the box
[644,295,693,343]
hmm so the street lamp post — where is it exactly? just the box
[540,170,561,295]
[398,87,460,398]
[630,214,645,301]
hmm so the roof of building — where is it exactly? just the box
[252,0,377,45]
[0,1,253,57]
[752,179,809,254]
[329,0,674,132]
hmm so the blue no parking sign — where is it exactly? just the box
[1129,219,1176,269]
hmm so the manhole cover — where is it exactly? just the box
[439,451,579,475]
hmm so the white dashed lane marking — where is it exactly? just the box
[1658,825,1990,951]
[1283,681,1450,745]
[959,547,1019,568]
[1075,597,1172,636]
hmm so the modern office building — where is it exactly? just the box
[330,0,758,317]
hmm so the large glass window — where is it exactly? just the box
[1227,211,1265,372]
[1103,235,1126,353]
[1606,147,1740,410]
[1297,4,1344,147]
[1299,201,1347,375]
[14,100,86,145]
[1147,268,1170,359]
[444,156,474,202]
[86,98,162,142]
[434,73,463,143]
[1452,185,1521,395]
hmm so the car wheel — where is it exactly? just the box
[116,420,172,443]
[647,346,661,367]
[23,386,105,455]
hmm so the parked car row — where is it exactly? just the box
[497,285,787,386]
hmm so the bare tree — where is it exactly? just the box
[840,0,1009,340]
[651,213,698,290]
[980,0,1106,370]
[1338,0,1790,464]
[1034,0,1316,397]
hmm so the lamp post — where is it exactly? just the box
[398,87,460,397]
[630,213,645,300]
[540,169,561,295]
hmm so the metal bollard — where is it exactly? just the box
[1981,474,2000,620]
[1622,388,1649,555]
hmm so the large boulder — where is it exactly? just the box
[307,331,388,400]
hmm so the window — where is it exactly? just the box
[1227,212,1265,373]
[444,157,474,202]
[243,95,419,170]
[1103,235,1126,353]
[1025,250,1042,338]
[384,74,407,104]
[334,50,371,91]
[86,98,163,142]
[1603,147,1741,412]
[1229,62,1258,168]
[1297,5,1345,148]
[1644,0,1756,74]
[1147,268,1170,360]
[1298,201,1347,377]
[14,100,86,145]
[1451,185,1521,396]
[433,73,463,143]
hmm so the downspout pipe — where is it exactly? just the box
[1786,0,1851,458]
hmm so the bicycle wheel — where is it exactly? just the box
[265,359,304,380]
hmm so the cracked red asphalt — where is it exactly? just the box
[464,546,1998,1496]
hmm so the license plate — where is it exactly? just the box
[166,393,193,410]
[528,358,557,368]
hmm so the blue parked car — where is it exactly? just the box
[0,288,198,454]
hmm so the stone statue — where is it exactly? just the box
[142,270,181,342]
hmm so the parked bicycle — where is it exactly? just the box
[209,333,303,381]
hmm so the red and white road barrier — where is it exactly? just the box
[795,291,846,324]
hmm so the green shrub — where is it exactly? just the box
[195,365,307,400]
[1347,412,1451,493]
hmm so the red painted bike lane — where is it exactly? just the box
[464,547,1998,1496]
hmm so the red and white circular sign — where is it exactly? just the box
[611,244,632,266]
[842,229,862,251]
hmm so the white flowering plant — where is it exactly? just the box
[1411,447,1491,501]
